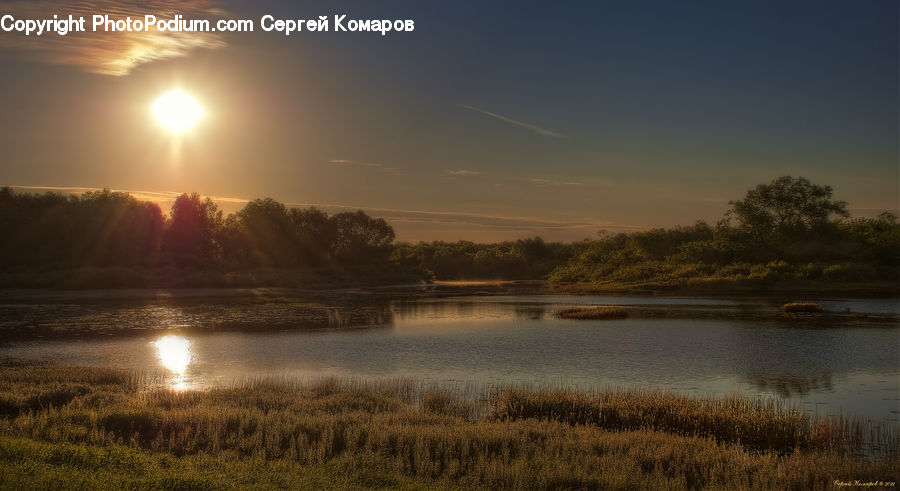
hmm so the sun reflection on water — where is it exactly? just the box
[152,335,193,390]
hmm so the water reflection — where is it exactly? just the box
[745,373,835,397]
[0,295,896,420]
[514,306,547,320]
[152,335,193,390]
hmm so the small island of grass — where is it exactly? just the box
[781,302,825,313]
[557,305,629,320]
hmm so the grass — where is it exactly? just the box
[781,302,825,313]
[556,306,629,320]
[491,389,897,455]
[0,363,897,489]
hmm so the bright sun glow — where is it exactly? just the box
[152,335,192,374]
[152,90,204,133]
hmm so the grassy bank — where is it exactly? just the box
[0,364,897,489]
[550,277,900,297]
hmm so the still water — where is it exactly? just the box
[1,295,898,421]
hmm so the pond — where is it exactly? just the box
[1,294,897,422]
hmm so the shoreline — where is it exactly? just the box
[0,277,898,301]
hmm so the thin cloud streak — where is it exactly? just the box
[4,184,245,204]
[529,178,581,187]
[458,104,564,137]
[448,169,482,176]
[0,0,226,75]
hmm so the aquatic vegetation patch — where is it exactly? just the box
[556,306,629,320]
[781,302,825,313]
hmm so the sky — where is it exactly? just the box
[0,0,897,242]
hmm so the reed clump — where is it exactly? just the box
[0,363,897,489]
[488,389,892,455]
[556,306,629,320]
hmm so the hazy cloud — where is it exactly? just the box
[0,0,227,76]
[448,169,482,176]
[459,104,563,137]
[278,202,631,236]
[529,178,581,187]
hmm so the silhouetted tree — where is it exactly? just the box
[163,193,223,267]
[217,215,250,264]
[727,176,848,241]
[233,198,298,266]
[330,211,395,263]
[289,207,336,265]
[0,188,164,268]
[65,189,165,267]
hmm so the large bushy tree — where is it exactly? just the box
[290,207,335,264]
[231,198,298,266]
[727,176,848,241]
[330,211,395,263]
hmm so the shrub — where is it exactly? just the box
[748,261,794,281]
[714,262,752,278]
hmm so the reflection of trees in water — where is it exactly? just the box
[180,300,395,332]
[392,300,509,322]
[326,304,393,329]
[744,372,834,397]
[394,301,548,321]
[514,306,546,320]
[725,322,898,398]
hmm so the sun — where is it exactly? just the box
[152,90,204,133]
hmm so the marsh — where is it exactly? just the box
[1,292,897,422]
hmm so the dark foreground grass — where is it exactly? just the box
[0,363,897,490]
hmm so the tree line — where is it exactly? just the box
[392,176,899,285]
[1,176,897,286]
[547,176,899,286]
[0,188,394,270]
